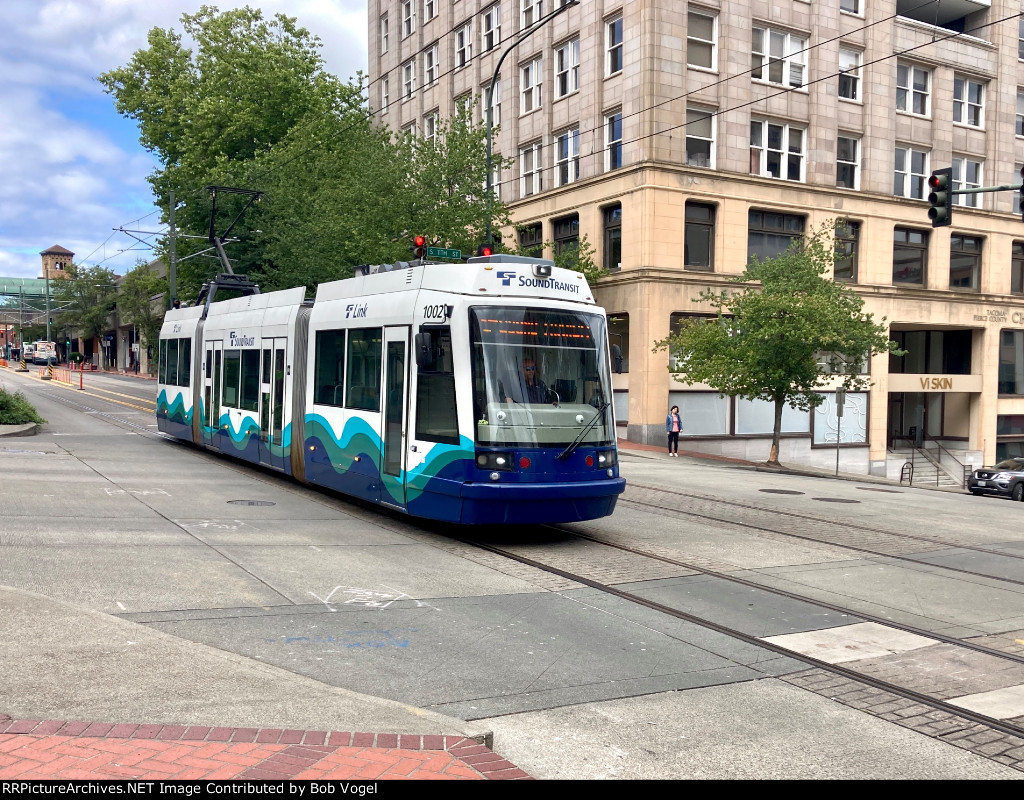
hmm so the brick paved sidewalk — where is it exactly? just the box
[0,717,531,780]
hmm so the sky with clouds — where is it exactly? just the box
[0,1,368,281]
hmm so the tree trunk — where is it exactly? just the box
[767,397,784,465]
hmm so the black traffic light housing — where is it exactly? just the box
[1019,166,1024,222]
[476,244,493,257]
[411,235,426,259]
[927,168,953,228]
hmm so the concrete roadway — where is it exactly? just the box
[0,366,1021,779]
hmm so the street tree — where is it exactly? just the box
[655,222,902,466]
[99,5,355,295]
[51,264,119,355]
[117,261,168,373]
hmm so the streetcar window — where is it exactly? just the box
[165,338,179,386]
[415,327,458,444]
[314,329,347,406]
[240,349,260,411]
[178,339,191,386]
[223,349,241,407]
[346,328,383,412]
[159,340,168,384]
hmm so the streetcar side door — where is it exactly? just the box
[378,326,410,511]
[259,338,288,471]
[202,340,223,449]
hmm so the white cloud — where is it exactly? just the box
[0,0,368,279]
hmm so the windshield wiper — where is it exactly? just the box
[557,402,611,461]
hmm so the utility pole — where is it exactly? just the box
[168,190,177,308]
[485,0,579,248]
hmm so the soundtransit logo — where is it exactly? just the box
[496,270,580,294]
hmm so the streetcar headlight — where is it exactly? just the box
[476,451,514,471]
[597,450,617,467]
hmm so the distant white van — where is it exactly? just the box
[32,341,56,364]
[21,343,34,363]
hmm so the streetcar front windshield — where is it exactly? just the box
[470,306,614,447]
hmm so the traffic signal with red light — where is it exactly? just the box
[927,168,952,228]
[411,235,426,259]
[476,244,493,257]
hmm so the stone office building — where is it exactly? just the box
[369,0,1024,477]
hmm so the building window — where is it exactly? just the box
[555,128,580,186]
[456,23,473,68]
[685,203,715,271]
[456,93,473,116]
[751,26,806,89]
[424,44,439,86]
[893,228,928,285]
[604,205,622,271]
[381,78,389,111]
[607,15,623,75]
[553,215,579,257]
[894,146,928,199]
[838,48,861,100]
[1013,242,1024,295]
[521,57,542,113]
[841,0,860,14]
[402,0,415,37]
[380,14,389,54]
[519,222,543,257]
[952,157,982,208]
[686,108,714,168]
[554,38,580,98]
[520,141,542,197]
[402,60,416,99]
[1017,91,1024,136]
[1001,333,1024,395]
[424,112,438,143]
[1019,18,1024,60]
[837,135,859,189]
[687,11,717,70]
[950,234,982,291]
[896,63,930,116]
[953,76,984,127]
[834,220,859,282]
[424,0,436,22]
[483,78,501,127]
[483,4,501,52]
[606,111,623,170]
[489,161,503,202]
[750,120,804,181]
[747,210,804,262]
[522,0,543,29]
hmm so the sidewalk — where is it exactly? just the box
[0,719,521,780]
[0,586,530,781]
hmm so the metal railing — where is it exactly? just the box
[891,435,968,488]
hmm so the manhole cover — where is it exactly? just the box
[759,489,805,495]
[856,487,903,494]
[812,497,860,503]
[227,500,276,506]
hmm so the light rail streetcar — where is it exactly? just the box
[157,254,625,524]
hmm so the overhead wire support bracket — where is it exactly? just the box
[205,185,264,275]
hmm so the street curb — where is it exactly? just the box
[0,423,38,437]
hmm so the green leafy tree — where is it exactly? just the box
[118,261,168,374]
[52,264,119,348]
[655,222,902,466]
[99,5,355,296]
